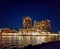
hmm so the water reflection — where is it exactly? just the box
[0,35,60,48]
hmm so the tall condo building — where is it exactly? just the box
[23,16,32,29]
[34,19,51,32]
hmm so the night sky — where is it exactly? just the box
[0,0,60,32]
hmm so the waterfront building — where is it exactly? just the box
[1,28,16,33]
[23,16,32,29]
[34,19,51,32]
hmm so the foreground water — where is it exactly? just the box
[0,35,60,49]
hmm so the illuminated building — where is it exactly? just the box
[34,19,51,32]
[1,16,60,45]
[1,28,16,33]
[23,16,32,29]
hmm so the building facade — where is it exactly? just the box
[23,16,32,29]
[34,19,51,32]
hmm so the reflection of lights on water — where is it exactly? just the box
[9,36,12,44]
[41,36,45,42]
[18,36,21,40]
[21,36,23,40]
[59,36,60,41]
[1,34,60,48]
[37,36,45,44]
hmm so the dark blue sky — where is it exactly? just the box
[0,0,60,32]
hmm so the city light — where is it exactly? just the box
[0,16,60,48]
